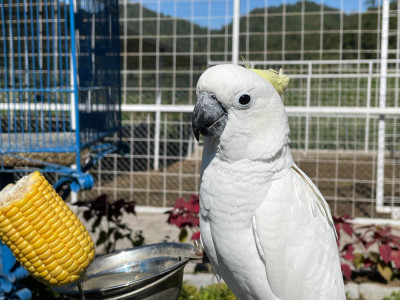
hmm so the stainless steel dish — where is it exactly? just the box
[53,242,200,300]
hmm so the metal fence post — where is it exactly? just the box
[365,61,372,152]
[154,91,161,170]
[232,0,240,64]
[376,0,389,213]
[69,0,81,170]
[305,62,312,150]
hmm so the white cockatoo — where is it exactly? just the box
[191,64,345,300]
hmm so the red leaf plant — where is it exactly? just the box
[167,195,200,242]
[337,215,400,282]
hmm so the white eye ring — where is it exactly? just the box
[234,92,253,109]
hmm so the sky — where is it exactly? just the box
[140,0,374,29]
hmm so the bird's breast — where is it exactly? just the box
[200,158,274,220]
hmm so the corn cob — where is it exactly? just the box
[0,171,95,286]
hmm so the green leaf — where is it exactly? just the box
[368,252,379,263]
[114,231,123,241]
[133,232,145,247]
[353,252,365,269]
[91,216,102,232]
[106,242,113,253]
[117,223,128,230]
[179,228,188,242]
[96,230,108,246]
[108,227,115,237]
[378,261,393,281]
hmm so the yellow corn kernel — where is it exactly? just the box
[68,242,81,255]
[45,231,58,244]
[38,270,49,279]
[76,251,89,265]
[35,243,49,256]
[57,228,69,240]
[65,260,80,273]
[57,252,72,265]
[56,269,69,282]
[49,265,63,278]
[10,216,25,229]
[53,247,69,260]
[18,224,34,237]
[23,206,39,221]
[23,230,37,242]
[0,171,95,286]
[64,237,77,249]
[27,265,35,274]
[38,249,52,261]
[9,232,21,243]
[32,259,44,269]
[2,223,13,234]
[62,256,76,271]
[14,194,30,209]
[5,207,19,219]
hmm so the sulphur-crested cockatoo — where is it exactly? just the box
[191,64,345,300]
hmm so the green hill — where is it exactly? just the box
[121,0,399,62]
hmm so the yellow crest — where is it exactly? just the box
[248,68,290,95]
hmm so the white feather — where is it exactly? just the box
[253,167,345,299]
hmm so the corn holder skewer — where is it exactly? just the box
[0,171,95,286]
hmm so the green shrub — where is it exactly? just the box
[179,282,237,300]
[384,290,400,300]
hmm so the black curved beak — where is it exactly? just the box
[191,91,227,141]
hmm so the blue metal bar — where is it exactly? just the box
[16,0,24,146]
[63,0,72,142]
[69,0,82,172]
[50,0,60,147]
[22,0,32,150]
[44,0,52,147]
[56,0,67,143]
[8,0,16,150]
[1,144,79,154]
[0,88,74,92]
[0,0,7,150]
[29,0,38,148]
[36,0,45,146]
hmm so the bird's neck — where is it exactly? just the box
[201,137,294,182]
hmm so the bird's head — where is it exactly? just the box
[192,64,290,162]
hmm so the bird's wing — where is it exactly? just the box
[253,166,345,300]
[291,163,337,238]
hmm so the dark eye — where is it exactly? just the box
[235,92,253,109]
[239,94,251,106]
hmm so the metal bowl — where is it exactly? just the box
[53,242,198,300]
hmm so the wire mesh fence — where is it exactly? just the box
[76,0,400,220]
[2,0,400,219]
[81,111,200,208]
[118,0,400,107]
[0,0,121,171]
[79,109,400,219]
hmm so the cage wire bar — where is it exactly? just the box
[80,0,400,219]
[0,0,122,192]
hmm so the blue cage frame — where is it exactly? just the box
[0,0,122,192]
